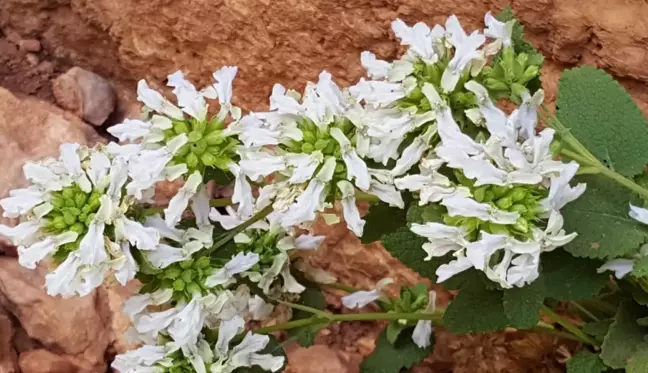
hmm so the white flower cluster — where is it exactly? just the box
[0,10,590,373]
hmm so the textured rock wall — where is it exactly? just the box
[2,0,648,112]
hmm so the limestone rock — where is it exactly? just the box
[0,308,19,373]
[0,87,101,250]
[18,350,78,373]
[17,39,40,53]
[52,67,116,126]
[0,258,110,373]
[285,345,357,373]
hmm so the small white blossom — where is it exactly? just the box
[342,278,393,308]
[412,291,436,348]
[598,259,635,279]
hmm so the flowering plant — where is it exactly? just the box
[3,6,648,373]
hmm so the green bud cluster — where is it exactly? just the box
[447,171,548,240]
[481,47,542,103]
[234,231,283,271]
[44,185,102,261]
[379,283,432,344]
[142,256,215,302]
[164,116,239,174]
[281,117,355,181]
[153,345,206,373]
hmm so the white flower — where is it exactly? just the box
[238,149,286,181]
[228,163,255,218]
[0,187,44,218]
[107,119,152,143]
[435,255,473,283]
[211,332,285,373]
[464,81,516,145]
[630,204,648,225]
[342,278,393,308]
[206,252,260,287]
[349,78,407,108]
[412,291,436,348]
[533,210,577,251]
[441,195,519,225]
[541,162,586,213]
[269,84,303,115]
[0,221,41,246]
[391,19,444,62]
[146,227,212,268]
[513,89,545,140]
[165,171,203,227]
[167,70,208,121]
[285,152,324,184]
[337,180,365,237]
[484,12,514,48]
[598,259,635,279]
[60,143,92,192]
[367,169,405,208]
[137,79,184,120]
[441,15,486,92]
[411,222,469,259]
[360,51,391,79]
[330,128,370,190]
[391,126,437,177]
[112,344,168,373]
[18,231,78,269]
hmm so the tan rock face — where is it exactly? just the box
[2,0,648,113]
[52,67,116,126]
[0,308,19,373]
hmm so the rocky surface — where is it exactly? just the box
[52,67,116,126]
[1,0,647,372]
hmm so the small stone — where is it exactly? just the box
[18,349,77,373]
[24,53,39,67]
[52,67,116,126]
[3,30,21,45]
[18,39,41,53]
[0,308,19,373]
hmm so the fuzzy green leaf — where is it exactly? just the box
[632,256,648,277]
[406,204,445,225]
[541,250,607,300]
[566,351,606,373]
[583,320,613,344]
[360,329,433,373]
[288,287,327,347]
[600,301,648,369]
[557,66,648,177]
[361,199,409,244]
[381,227,442,281]
[496,5,544,63]
[444,281,509,333]
[502,279,546,329]
[628,343,648,373]
[562,176,648,259]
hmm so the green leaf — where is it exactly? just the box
[541,250,608,300]
[556,66,648,177]
[583,320,613,344]
[386,322,407,345]
[502,279,546,329]
[566,351,606,373]
[633,256,648,277]
[233,335,286,373]
[628,343,648,373]
[361,197,410,243]
[600,301,648,369]
[444,281,509,333]
[203,167,234,186]
[131,248,162,275]
[288,287,327,347]
[360,329,433,373]
[406,203,445,225]
[562,176,648,259]
[381,227,443,281]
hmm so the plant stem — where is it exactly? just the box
[570,301,600,322]
[541,305,599,346]
[203,204,274,255]
[210,198,233,207]
[355,191,379,203]
[275,300,333,319]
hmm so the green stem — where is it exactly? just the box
[203,204,274,255]
[210,198,233,207]
[541,305,599,346]
[322,282,360,293]
[275,300,333,319]
[579,298,617,317]
[570,301,600,322]
[355,191,379,203]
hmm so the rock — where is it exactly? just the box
[52,67,116,126]
[24,53,39,66]
[18,39,40,52]
[285,345,357,373]
[18,350,78,373]
[0,87,101,243]
[0,308,19,373]
[98,281,141,355]
[0,258,110,373]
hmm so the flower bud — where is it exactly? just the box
[172,278,186,291]
[492,185,509,198]
[164,267,183,279]
[85,213,96,227]
[173,121,190,135]
[516,53,529,68]
[69,222,85,235]
[181,269,195,283]
[180,259,194,269]
[193,120,206,134]
[62,188,75,200]
[302,131,316,144]
[408,86,424,101]
[208,118,225,131]
[484,78,509,92]
[64,199,76,208]
[204,131,224,145]
[510,204,528,214]
[78,213,88,222]
[483,190,495,202]
[314,139,329,151]
[334,162,345,174]
[51,216,67,230]
[513,218,529,233]
[496,196,513,210]
[200,152,217,166]
[550,140,562,158]
[195,256,211,269]
[510,187,527,202]
[188,130,203,143]
[519,66,539,85]
[74,193,88,208]
[489,223,510,235]
[186,282,202,297]
[63,211,77,225]
[301,143,314,153]
[473,186,487,202]
[186,153,199,169]
[50,195,65,209]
